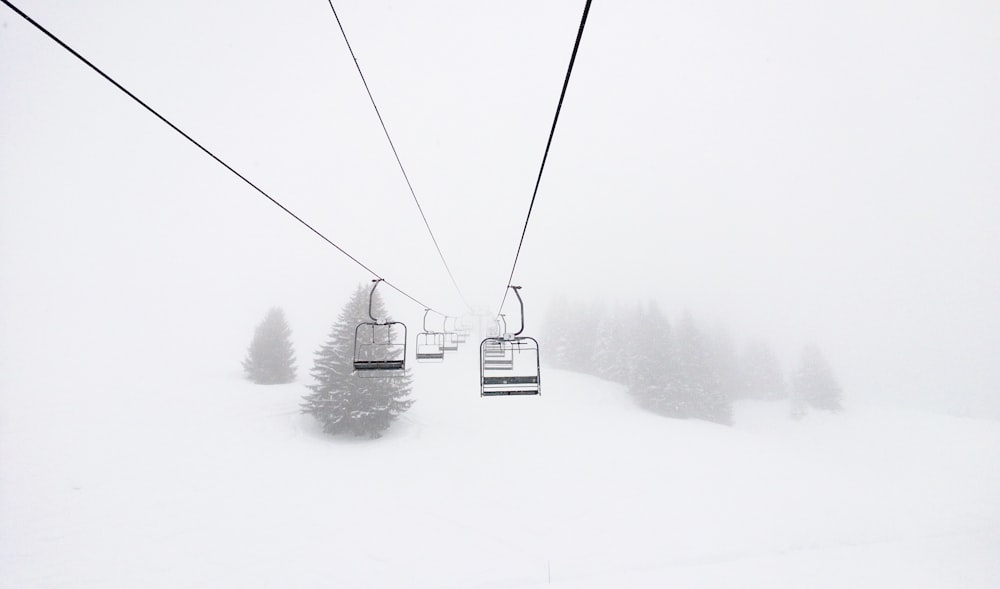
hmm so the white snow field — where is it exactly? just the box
[1,342,998,588]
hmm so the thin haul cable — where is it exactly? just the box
[324,0,472,312]
[495,0,593,318]
[1,0,443,314]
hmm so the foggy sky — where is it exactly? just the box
[1,0,998,416]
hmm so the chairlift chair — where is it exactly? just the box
[442,332,460,352]
[415,334,445,361]
[480,338,539,395]
[482,339,514,369]
[449,316,468,344]
[454,316,471,344]
[441,317,460,352]
[480,286,541,396]
[415,309,446,362]
[353,279,407,377]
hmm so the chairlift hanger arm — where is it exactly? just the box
[493,0,593,317]
[368,278,383,323]
[510,286,525,337]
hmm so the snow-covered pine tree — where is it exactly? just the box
[627,301,673,413]
[541,295,572,369]
[791,344,843,412]
[565,300,601,373]
[242,307,297,384]
[707,326,740,409]
[738,340,787,400]
[301,284,414,438]
[670,312,732,425]
[544,297,595,373]
[592,304,629,385]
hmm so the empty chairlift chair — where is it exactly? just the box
[415,309,446,362]
[441,317,460,352]
[451,316,470,345]
[481,316,510,369]
[353,279,407,377]
[482,339,513,370]
[480,286,541,396]
[454,325,468,345]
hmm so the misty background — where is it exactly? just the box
[1,0,998,417]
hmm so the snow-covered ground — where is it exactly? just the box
[2,342,998,588]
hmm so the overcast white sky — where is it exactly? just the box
[1,0,998,415]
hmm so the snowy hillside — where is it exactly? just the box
[2,340,998,588]
[3,1,999,586]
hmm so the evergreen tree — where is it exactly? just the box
[541,296,572,369]
[628,302,674,413]
[545,298,597,374]
[592,304,629,385]
[301,284,414,438]
[791,345,843,412]
[668,312,732,424]
[242,307,296,384]
[707,326,740,409]
[738,340,787,400]
[565,300,601,373]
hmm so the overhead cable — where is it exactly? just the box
[495,0,593,318]
[324,0,472,312]
[2,0,441,314]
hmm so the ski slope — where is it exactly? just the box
[1,341,999,588]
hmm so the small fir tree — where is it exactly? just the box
[791,345,843,412]
[242,307,296,384]
[301,284,414,438]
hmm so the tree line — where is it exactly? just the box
[541,296,843,424]
[239,290,844,438]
